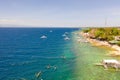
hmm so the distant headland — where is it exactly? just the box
[81,27,120,56]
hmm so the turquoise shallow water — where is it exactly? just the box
[0,28,120,80]
[72,31,120,80]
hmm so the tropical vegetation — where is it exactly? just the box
[83,27,120,46]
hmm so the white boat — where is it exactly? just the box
[35,71,42,78]
[77,39,81,42]
[65,32,68,34]
[40,35,47,39]
[62,34,66,37]
[102,59,119,64]
[64,37,70,40]
[84,40,88,43]
[95,59,120,71]
[50,30,52,32]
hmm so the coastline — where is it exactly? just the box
[73,31,114,80]
[79,31,120,57]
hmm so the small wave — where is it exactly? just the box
[7,77,27,80]
[0,60,10,63]
[31,56,62,59]
[0,68,8,71]
[20,60,37,65]
[0,55,14,58]
[9,60,37,66]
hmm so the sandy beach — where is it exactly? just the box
[79,32,120,57]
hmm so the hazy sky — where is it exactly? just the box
[0,0,120,27]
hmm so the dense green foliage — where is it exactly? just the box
[83,28,91,33]
[83,28,120,46]
[117,41,120,46]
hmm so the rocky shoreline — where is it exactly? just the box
[80,32,120,57]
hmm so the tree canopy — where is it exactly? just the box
[83,27,120,46]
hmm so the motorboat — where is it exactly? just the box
[64,37,70,40]
[50,30,52,32]
[62,34,66,37]
[40,35,47,39]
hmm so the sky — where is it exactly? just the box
[0,0,120,27]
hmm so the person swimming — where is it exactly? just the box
[46,64,51,69]
[35,71,42,79]
[53,66,57,70]
[46,64,57,71]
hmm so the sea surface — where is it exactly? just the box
[0,28,78,80]
[0,28,120,80]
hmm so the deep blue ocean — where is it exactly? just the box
[0,28,78,80]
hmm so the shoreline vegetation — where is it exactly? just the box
[80,28,120,57]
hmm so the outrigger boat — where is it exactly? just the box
[95,59,120,71]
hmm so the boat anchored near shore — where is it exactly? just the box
[95,59,120,71]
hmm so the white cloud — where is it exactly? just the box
[0,19,17,23]
[0,19,79,27]
[0,17,120,27]
[111,12,120,16]
[0,19,16,23]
